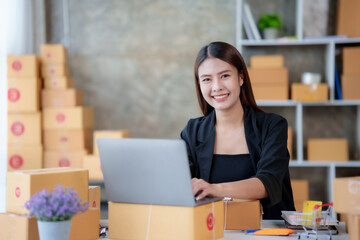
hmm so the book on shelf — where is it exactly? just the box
[334,64,342,100]
[243,2,261,41]
[243,10,254,40]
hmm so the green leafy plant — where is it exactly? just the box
[257,14,282,32]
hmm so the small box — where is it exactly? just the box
[291,179,309,204]
[291,83,328,101]
[341,74,360,100]
[41,44,67,64]
[108,201,224,240]
[0,213,39,240]
[8,112,42,144]
[43,129,93,152]
[307,138,348,161]
[333,176,360,214]
[251,84,289,100]
[6,167,88,214]
[337,0,360,38]
[41,63,69,78]
[343,47,360,74]
[93,130,130,155]
[348,214,360,240]
[43,150,87,168]
[248,67,288,84]
[224,199,261,230]
[83,155,103,182]
[41,89,84,108]
[43,77,74,89]
[7,55,40,77]
[88,186,101,209]
[69,208,100,240]
[8,144,43,171]
[42,107,94,130]
[294,201,304,212]
[250,55,284,68]
[8,78,41,112]
[288,127,293,160]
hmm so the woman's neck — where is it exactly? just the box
[215,103,244,129]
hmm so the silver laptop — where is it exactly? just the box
[97,138,222,207]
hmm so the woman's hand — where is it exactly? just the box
[191,178,222,200]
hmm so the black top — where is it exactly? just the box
[210,154,255,184]
[180,105,295,219]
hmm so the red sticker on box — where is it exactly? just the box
[51,80,58,87]
[50,68,55,74]
[12,61,22,72]
[59,158,70,167]
[60,137,68,142]
[92,200,96,208]
[15,187,21,198]
[8,88,20,102]
[11,122,25,136]
[207,212,214,230]
[56,113,66,123]
[46,53,52,59]
[9,155,23,169]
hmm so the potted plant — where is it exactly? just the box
[25,185,88,240]
[257,14,282,40]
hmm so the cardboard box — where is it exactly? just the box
[291,83,328,101]
[43,150,87,168]
[333,176,360,214]
[224,199,261,230]
[8,144,43,171]
[69,208,100,240]
[108,201,224,240]
[83,155,103,182]
[8,78,41,112]
[288,127,293,160]
[307,138,348,161]
[88,186,101,209]
[93,130,130,155]
[343,47,360,75]
[291,179,309,205]
[250,55,284,68]
[43,129,93,152]
[248,67,288,84]
[43,77,74,89]
[294,200,304,212]
[43,107,94,130]
[41,63,69,78]
[8,112,42,144]
[41,44,67,64]
[337,0,360,38]
[342,74,360,100]
[41,89,84,108]
[0,213,39,240]
[6,168,88,214]
[348,214,360,240]
[251,84,289,100]
[7,55,39,77]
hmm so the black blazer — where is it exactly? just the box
[180,105,295,219]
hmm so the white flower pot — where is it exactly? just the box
[37,219,72,240]
[263,27,279,40]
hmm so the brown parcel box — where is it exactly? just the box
[8,78,41,112]
[7,55,40,78]
[247,67,288,85]
[41,63,69,78]
[251,85,289,100]
[41,44,67,64]
[83,154,103,182]
[8,144,43,171]
[88,186,101,209]
[307,138,348,161]
[8,112,42,144]
[224,199,261,230]
[250,55,284,68]
[6,168,88,215]
[337,0,360,38]
[43,129,93,152]
[348,215,360,240]
[41,89,84,108]
[342,75,360,100]
[343,47,360,75]
[0,213,39,240]
[42,107,94,130]
[93,130,130,155]
[291,83,328,101]
[291,179,309,211]
[44,76,74,89]
[109,201,224,240]
[69,208,100,240]
[333,176,360,215]
[43,150,87,168]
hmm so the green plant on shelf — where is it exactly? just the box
[257,14,282,31]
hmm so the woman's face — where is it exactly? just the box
[198,57,243,113]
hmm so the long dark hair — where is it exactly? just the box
[194,41,262,115]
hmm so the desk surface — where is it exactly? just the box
[100,219,348,240]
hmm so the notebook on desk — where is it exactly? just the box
[97,138,222,207]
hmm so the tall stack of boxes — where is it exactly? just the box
[41,44,94,168]
[342,47,360,99]
[7,55,43,171]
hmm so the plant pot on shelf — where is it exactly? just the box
[263,27,279,40]
[37,219,72,240]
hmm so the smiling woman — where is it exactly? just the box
[180,41,295,220]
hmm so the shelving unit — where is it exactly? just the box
[236,0,360,204]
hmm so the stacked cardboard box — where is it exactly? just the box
[247,55,289,100]
[7,55,43,171]
[336,0,360,38]
[291,179,309,211]
[291,83,328,101]
[342,47,360,99]
[41,44,94,168]
[307,138,348,161]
